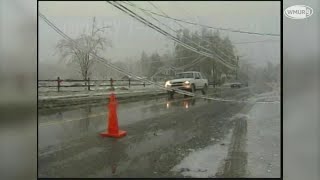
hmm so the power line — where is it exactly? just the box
[142,55,199,64]
[39,12,150,83]
[151,55,206,78]
[117,1,238,68]
[123,1,219,57]
[124,2,237,68]
[126,1,240,61]
[149,1,239,62]
[39,11,278,103]
[148,1,168,17]
[140,1,281,63]
[147,1,195,39]
[233,39,280,44]
[144,2,280,69]
[108,1,236,70]
[139,2,239,67]
[39,11,206,98]
[41,11,170,90]
[109,2,236,70]
[111,2,236,74]
[40,12,263,102]
[124,3,280,37]
[146,1,188,31]
[180,56,207,69]
[127,1,243,64]
[124,1,215,55]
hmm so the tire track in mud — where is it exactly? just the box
[215,114,248,177]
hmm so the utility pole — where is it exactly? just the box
[246,65,249,79]
[211,61,214,80]
[236,56,239,80]
[211,60,216,87]
[91,17,96,36]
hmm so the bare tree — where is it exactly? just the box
[56,17,111,81]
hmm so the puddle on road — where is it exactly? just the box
[126,129,176,158]
[42,147,105,168]
[39,97,208,125]
[171,131,232,178]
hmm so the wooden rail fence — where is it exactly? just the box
[38,77,152,92]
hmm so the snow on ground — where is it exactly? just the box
[38,84,164,100]
[246,102,280,178]
[171,90,280,178]
[171,131,232,178]
[38,84,158,93]
[250,89,280,103]
[38,89,165,100]
[230,113,251,121]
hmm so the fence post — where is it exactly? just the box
[128,78,131,88]
[88,78,90,91]
[143,82,145,87]
[57,76,60,92]
[110,78,113,88]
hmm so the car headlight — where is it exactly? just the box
[165,81,172,87]
[184,81,190,84]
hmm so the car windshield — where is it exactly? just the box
[175,73,194,79]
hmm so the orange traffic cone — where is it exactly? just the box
[100,93,127,138]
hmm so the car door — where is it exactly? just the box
[194,73,202,89]
[199,73,206,88]
[199,73,206,87]
[199,73,205,88]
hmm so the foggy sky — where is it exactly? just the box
[39,1,280,67]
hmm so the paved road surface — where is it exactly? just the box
[38,87,280,178]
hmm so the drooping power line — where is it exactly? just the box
[233,39,280,44]
[127,1,237,61]
[123,1,224,59]
[39,11,279,104]
[108,1,237,70]
[39,11,202,98]
[121,2,280,37]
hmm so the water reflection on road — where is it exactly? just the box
[38,96,207,151]
[38,87,270,178]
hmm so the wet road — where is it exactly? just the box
[38,87,280,178]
